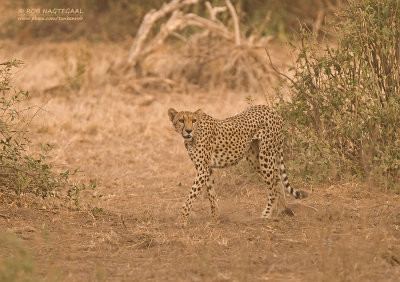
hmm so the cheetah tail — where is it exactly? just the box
[279,153,308,199]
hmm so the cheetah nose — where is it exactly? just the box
[185,129,192,134]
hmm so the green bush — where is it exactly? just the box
[0,60,96,204]
[279,0,400,189]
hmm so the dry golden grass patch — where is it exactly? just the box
[0,42,399,281]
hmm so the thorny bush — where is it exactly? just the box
[279,0,400,190]
[0,60,96,205]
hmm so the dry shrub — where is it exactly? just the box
[161,36,277,92]
[116,0,281,93]
[0,60,96,205]
[278,0,400,190]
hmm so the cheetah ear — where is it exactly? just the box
[194,109,203,116]
[168,108,178,122]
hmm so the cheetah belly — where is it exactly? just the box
[210,148,245,168]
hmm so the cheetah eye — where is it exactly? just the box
[179,119,184,123]
[192,119,197,123]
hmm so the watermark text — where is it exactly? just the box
[18,8,84,21]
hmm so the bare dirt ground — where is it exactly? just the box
[1,42,400,281]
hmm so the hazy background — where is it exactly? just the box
[1,1,399,281]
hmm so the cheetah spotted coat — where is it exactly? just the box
[168,105,307,226]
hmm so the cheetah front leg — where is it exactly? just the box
[179,165,210,227]
[206,169,219,221]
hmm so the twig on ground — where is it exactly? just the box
[87,210,97,226]
[360,203,400,209]
[296,202,319,213]
[0,165,35,176]
[120,214,127,230]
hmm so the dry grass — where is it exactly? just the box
[0,41,399,281]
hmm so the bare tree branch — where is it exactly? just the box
[205,1,226,22]
[265,48,297,87]
[116,0,274,94]
[225,0,241,45]
[126,0,199,66]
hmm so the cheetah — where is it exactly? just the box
[168,105,307,226]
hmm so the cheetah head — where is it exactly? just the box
[168,108,203,141]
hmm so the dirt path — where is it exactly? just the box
[2,180,400,281]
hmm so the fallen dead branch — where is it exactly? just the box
[126,0,199,67]
[296,202,319,213]
[111,0,278,93]
[225,0,240,45]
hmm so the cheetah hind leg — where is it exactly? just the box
[261,166,280,219]
[247,140,280,218]
[246,139,261,173]
[257,139,280,219]
[247,140,297,218]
